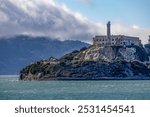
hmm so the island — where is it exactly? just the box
[19,22,150,80]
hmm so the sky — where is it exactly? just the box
[56,0,150,28]
[0,0,150,44]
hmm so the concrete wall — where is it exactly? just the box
[93,35,141,47]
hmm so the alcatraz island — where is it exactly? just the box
[20,21,150,80]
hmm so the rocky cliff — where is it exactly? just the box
[20,45,150,80]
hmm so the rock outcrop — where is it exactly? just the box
[20,45,150,80]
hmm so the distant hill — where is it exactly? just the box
[0,35,90,75]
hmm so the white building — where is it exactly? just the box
[93,21,141,47]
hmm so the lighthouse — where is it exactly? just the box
[107,21,111,45]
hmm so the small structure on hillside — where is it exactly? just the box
[93,21,141,47]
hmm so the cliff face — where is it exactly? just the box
[20,45,150,80]
[82,45,148,62]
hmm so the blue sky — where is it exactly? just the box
[56,0,150,28]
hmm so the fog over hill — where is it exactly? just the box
[0,0,149,43]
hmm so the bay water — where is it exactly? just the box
[0,76,150,100]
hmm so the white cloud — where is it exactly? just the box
[132,25,139,29]
[0,0,149,44]
[111,22,150,44]
[0,0,101,42]
[0,10,8,22]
